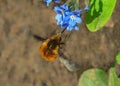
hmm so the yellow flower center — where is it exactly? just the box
[70,15,75,20]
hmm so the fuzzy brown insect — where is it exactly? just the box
[39,33,62,61]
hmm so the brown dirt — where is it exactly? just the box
[0,0,120,86]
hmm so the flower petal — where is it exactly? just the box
[67,26,73,31]
[84,6,90,11]
[61,23,68,28]
[75,17,82,23]
[55,14,62,25]
[60,4,69,11]
[54,7,61,13]
[54,0,60,3]
[74,25,79,30]
[44,0,52,6]
[69,19,76,26]
[72,10,82,17]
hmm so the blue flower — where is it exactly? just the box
[44,0,52,6]
[54,4,69,14]
[55,14,63,25]
[54,4,82,31]
[84,6,90,11]
[54,0,60,3]
[65,10,82,31]
[67,24,79,31]
[54,4,69,26]
[44,0,60,6]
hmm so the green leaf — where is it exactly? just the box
[85,0,116,32]
[108,68,120,86]
[115,52,120,65]
[119,78,120,86]
[78,69,107,86]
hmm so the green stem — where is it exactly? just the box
[75,0,80,10]
[66,0,80,10]
[65,0,72,4]
[84,0,90,6]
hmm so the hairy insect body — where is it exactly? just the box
[39,33,61,61]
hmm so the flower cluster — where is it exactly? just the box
[44,0,60,6]
[44,0,89,31]
[54,4,82,31]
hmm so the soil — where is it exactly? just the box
[0,0,120,86]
